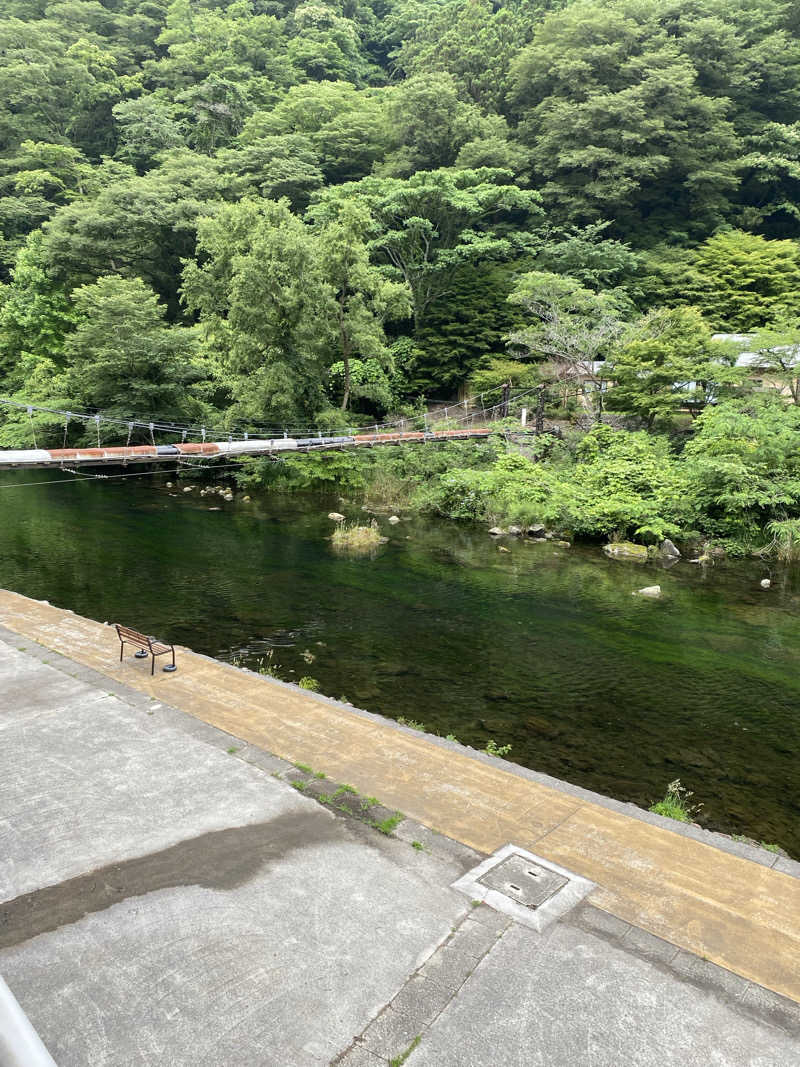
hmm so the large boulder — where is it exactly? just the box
[660,538,680,559]
[527,524,546,536]
[507,525,523,536]
[603,542,648,562]
[488,527,504,536]
[634,585,662,597]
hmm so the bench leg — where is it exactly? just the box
[151,654,155,676]
[119,642,123,662]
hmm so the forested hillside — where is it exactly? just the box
[2,0,800,552]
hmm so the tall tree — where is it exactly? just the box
[315,201,411,410]
[310,168,541,331]
[183,199,335,425]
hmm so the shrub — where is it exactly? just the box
[649,779,700,823]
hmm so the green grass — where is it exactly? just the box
[372,812,403,835]
[294,762,312,773]
[290,780,307,792]
[398,717,426,731]
[390,1036,421,1066]
[331,521,383,554]
[760,841,781,853]
[334,783,358,797]
[411,840,424,851]
[649,779,699,823]
[226,746,239,754]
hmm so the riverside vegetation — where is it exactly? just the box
[1,0,800,555]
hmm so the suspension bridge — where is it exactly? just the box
[0,384,548,471]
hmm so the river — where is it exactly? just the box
[1,468,798,855]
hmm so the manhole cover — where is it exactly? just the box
[478,854,568,909]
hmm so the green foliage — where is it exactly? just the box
[649,779,700,823]
[484,739,512,758]
[680,395,800,544]
[426,427,684,540]
[766,520,800,562]
[2,0,800,558]
[310,168,542,331]
[688,231,800,331]
[607,307,745,426]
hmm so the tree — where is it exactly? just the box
[182,199,335,425]
[743,319,800,404]
[0,231,79,387]
[681,394,800,542]
[42,151,230,312]
[113,97,185,171]
[310,168,541,331]
[379,73,498,177]
[508,0,739,238]
[391,0,534,112]
[687,230,800,331]
[506,271,626,393]
[62,275,207,425]
[316,201,411,410]
[606,307,745,427]
[219,134,324,209]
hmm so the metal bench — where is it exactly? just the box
[115,624,176,675]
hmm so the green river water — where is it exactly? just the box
[1,469,798,855]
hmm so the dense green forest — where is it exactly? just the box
[1,0,800,553]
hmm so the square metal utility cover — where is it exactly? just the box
[451,844,595,932]
[478,854,567,909]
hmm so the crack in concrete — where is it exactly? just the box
[0,811,339,949]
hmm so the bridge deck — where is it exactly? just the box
[0,428,495,469]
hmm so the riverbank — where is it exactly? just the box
[2,588,799,1009]
[0,469,797,852]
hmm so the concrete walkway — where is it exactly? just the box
[1,588,799,1011]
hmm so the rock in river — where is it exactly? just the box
[328,512,345,522]
[603,541,648,562]
[388,515,401,524]
[507,525,523,535]
[634,585,662,597]
[761,578,771,589]
[660,538,680,559]
[488,527,504,536]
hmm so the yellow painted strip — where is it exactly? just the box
[2,589,799,1003]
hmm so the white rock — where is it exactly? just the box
[223,493,234,502]
[388,515,401,524]
[182,486,193,493]
[634,585,662,597]
[328,512,345,522]
[165,481,173,488]
[243,495,251,502]
[507,525,523,535]
[760,578,771,589]
[488,527,504,536]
